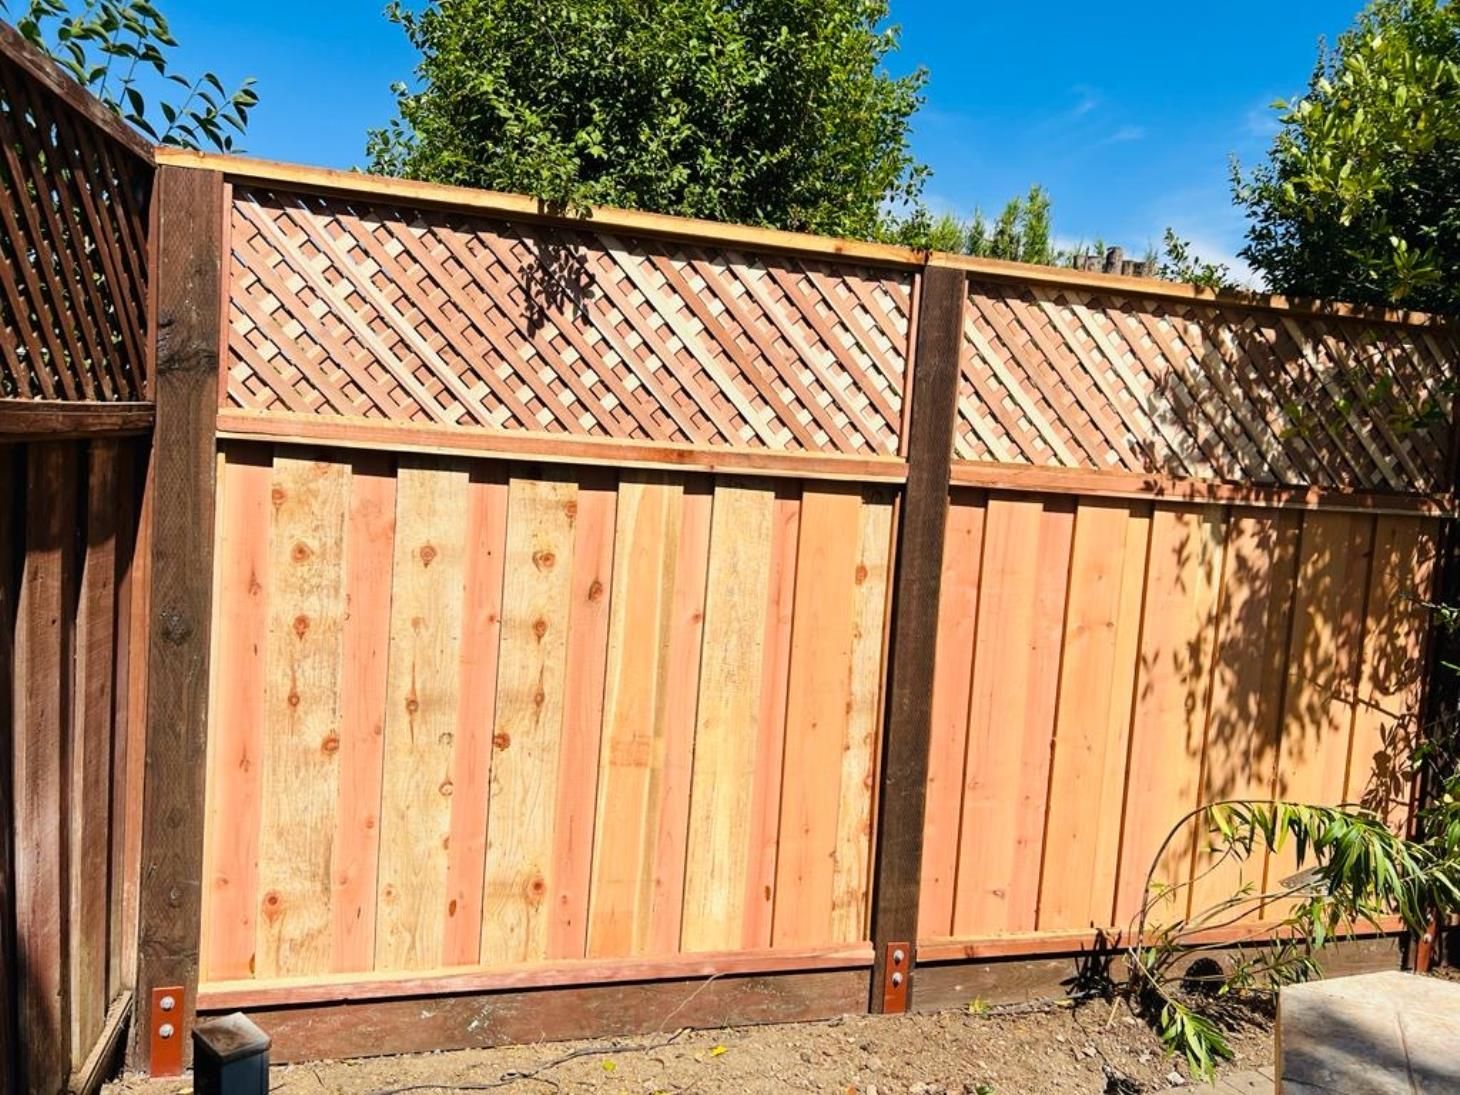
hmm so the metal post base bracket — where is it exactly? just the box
[881,941,911,1014]
[148,986,186,1077]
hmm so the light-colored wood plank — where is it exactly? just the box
[918,492,985,940]
[1038,499,1150,931]
[480,472,578,964]
[742,486,800,949]
[774,486,863,946]
[1263,512,1376,917]
[952,496,1073,936]
[1188,511,1300,920]
[649,481,712,954]
[256,453,349,977]
[439,465,508,966]
[586,475,700,957]
[1350,517,1436,825]
[1114,505,1225,930]
[831,489,894,943]
[547,472,616,959]
[373,458,471,970]
[681,481,775,952]
[330,454,396,972]
[201,450,271,980]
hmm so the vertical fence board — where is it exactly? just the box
[952,496,1072,936]
[1039,500,1148,931]
[774,485,863,947]
[440,465,507,968]
[480,473,576,964]
[331,453,396,972]
[1188,511,1299,920]
[201,448,271,980]
[1114,505,1225,927]
[681,481,775,952]
[588,476,689,958]
[547,473,615,960]
[256,454,349,977]
[107,440,142,997]
[70,440,118,1062]
[742,486,799,950]
[918,494,984,939]
[0,443,20,1093]
[373,459,469,971]
[14,442,76,1089]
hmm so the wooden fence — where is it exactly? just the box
[2,15,1459,1081]
[0,22,155,1094]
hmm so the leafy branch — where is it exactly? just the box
[3,0,257,151]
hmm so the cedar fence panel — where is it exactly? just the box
[198,442,895,988]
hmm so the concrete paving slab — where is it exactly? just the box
[1278,971,1460,1094]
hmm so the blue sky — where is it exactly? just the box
[154,1,1363,283]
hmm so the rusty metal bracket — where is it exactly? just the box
[149,985,186,1077]
[880,941,911,1013]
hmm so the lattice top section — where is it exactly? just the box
[0,48,151,401]
[226,186,912,455]
[957,280,1455,492]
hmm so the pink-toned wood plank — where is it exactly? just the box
[200,447,272,981]
[1114,505,1226,930]
[773,486,863,946]
[952,496,1074,937]
[918,491,986,939]
[742,486,800,950]
[547,470,617,960]
[330,453,396,973]
[1038,499,1149,932]
[438,465,509,966]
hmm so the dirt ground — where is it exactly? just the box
[105,997,1273,1094]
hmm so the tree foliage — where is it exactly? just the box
[3,0,257,151]
[367,0,928,239]
[1235,0,1460,310]
[893,185,1057,263]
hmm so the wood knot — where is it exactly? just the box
[158,610,192,646]
[270,486,286,507]
[438,779,454,797]
[293,614,310,638]
[382,884,397,901]
[405,694,420,715]
[532,550,555,571]
[364,815,376,830]
[287,690,301,709]
[290,541,312,564]
[420,543,438,567]
[854,564,869,585]
[493,732,511,751]
[532,689,545,708]
[527,876,547,902]
[321,734,340,755]
[563,500,578,519]
[448,899,458,917]
[588,578,604,602]
[261,891,282,920]
[438,732,454,747]
[532,618,548,640]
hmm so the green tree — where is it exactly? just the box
[893,185,1058,262]
[1235,0,1460,310]
[3,0,257,151]
[368,0,928,240]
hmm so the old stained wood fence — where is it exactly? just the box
[2,17,1459,1086]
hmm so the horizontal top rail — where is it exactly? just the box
[0,21,154,167]
[159,147,1453,330]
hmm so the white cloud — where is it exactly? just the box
[1097,124,1146,146]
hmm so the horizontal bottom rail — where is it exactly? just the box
[950,460,1454,516]
[217,409,909,484]
[201,966,870,1064]
[916,915,1406,962]
[199,942,874,1010]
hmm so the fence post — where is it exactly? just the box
[131,164,225,1072]
[869,261,965,1012]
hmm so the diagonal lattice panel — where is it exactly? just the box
[957,280,1455,492]
[0,51,151,401]
[226,186,912,456]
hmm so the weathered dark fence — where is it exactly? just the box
[0,22,154,1095]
